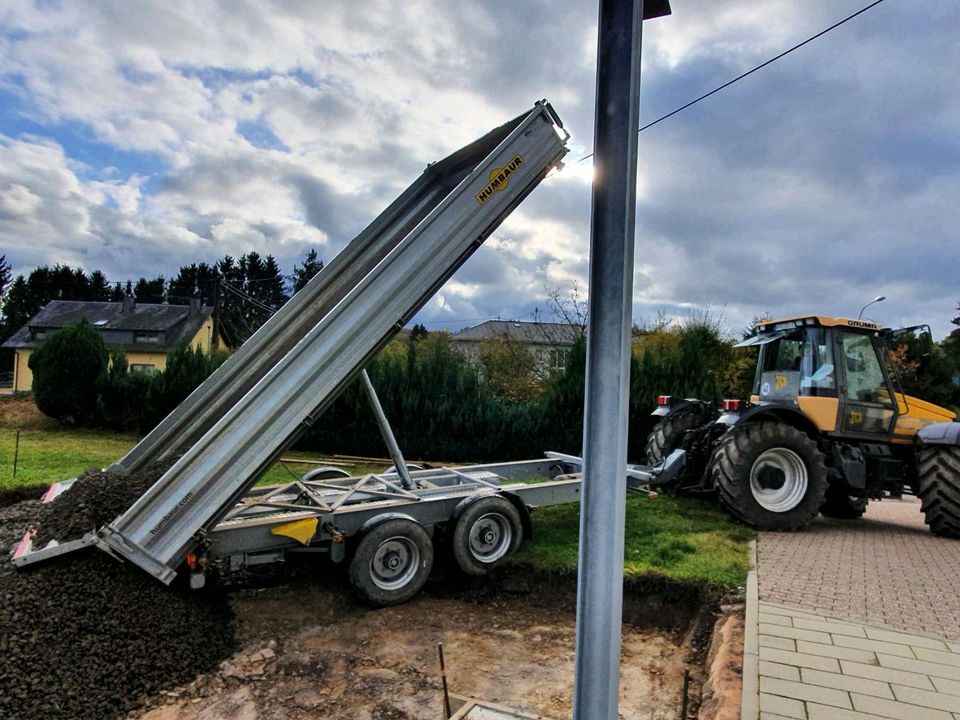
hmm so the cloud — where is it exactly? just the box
[0,0,957,339]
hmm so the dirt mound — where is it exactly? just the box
[0,396,58,430]
[0,459,236,720]
[32,460,173,546]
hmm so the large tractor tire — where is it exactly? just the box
[645,406,703,465]
[710,421,828,531]
[917,446,960,538]
[820,482,868,520]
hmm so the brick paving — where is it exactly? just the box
[758,498,960,640]
[745,601,960,720]
[743,499,960,720]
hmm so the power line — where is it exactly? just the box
[578,0,889,162]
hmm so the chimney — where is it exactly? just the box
[189,297,201,315]
[122,295,136,314]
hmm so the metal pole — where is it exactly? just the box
[360,369,415,490]
[572,1,654,717]
[13,429,20,479]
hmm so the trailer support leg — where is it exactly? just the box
[360,369,415,490]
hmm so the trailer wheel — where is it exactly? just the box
[918,446,960,538]
[711,421,828,531]
[452,497,523,576]
[349,519,434,606]
[645,406,702,465]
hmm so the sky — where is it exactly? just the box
[0,0,957,337]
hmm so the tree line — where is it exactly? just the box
[0,249,325,358]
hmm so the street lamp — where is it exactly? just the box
[858,295,886,320]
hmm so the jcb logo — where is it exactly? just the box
[774,374,788,390]
[849,410,864,425]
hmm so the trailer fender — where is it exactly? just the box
[918,422,960,446]
[451,492,533,541]
[358,513,430,538]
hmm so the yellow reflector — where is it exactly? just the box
[269,517,318,545]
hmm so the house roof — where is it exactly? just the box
[2,299,213,351]
[452,320,582,347]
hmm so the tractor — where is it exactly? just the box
[645,315,960,535]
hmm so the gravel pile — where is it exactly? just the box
[32,460,173,546]
[0,462,236,720]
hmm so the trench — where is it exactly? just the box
[136,563,722,720]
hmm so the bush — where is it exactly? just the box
[29,320,108,424]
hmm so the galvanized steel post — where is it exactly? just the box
[573,1,669,718]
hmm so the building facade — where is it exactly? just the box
[2,297,217,394]
[452,319,582,374]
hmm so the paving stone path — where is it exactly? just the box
[743,498,960,720]
[758,498,960,640]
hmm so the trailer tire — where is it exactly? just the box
[452,497,523,576]
[918,446,960,538]
[711,421,828,531]
[645,406,702,465]
[349,519,434,606]
[819,482,868,519]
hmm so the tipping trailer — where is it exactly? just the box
[10,100,688,606]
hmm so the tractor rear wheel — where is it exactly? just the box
[917,446,960,538]
[645,406,702,465]
[820,483,868,519]
[710,422,828,531]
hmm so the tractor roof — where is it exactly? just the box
[757,315,883,333]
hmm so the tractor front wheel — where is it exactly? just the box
[710,422,828,530]
[918,446,960,538]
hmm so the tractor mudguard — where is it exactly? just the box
[720,403,820,439]
[918,422,960,446]
[651,398,711,420]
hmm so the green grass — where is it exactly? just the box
[513,493,754,589]
[0,424,382,491]
[0,420,753,590]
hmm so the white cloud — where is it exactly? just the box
[0,0,957,338]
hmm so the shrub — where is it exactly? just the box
[29,320,108,424]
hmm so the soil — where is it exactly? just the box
[0,395,58,430]
[135,579,701,720]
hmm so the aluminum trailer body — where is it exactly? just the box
[30,102,569,585]
[109,111,539,479]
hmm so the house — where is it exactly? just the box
[1,297,218,393]
[452,319,582,374]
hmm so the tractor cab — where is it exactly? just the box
[737,315,899,437]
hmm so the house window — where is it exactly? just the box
[130,363,157,375]
[549,348,567,373]
[134,332,161,344]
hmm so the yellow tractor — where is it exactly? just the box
[645,315,960,535]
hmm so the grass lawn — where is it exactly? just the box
[0,398,753,590]
[0,421,382,491]
[513,493,754,589]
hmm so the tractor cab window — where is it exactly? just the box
[841,334,891,404]
[839,331,896,435]
[754,327,836,398]
[799,327,835,394]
